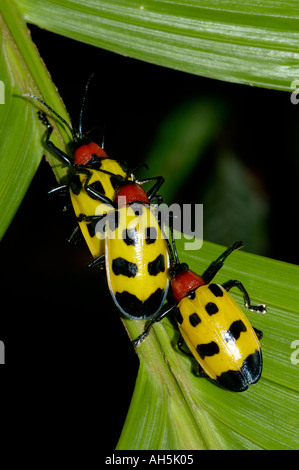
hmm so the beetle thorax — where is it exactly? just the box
[171,267,205,302]
[74,142,108,165]
[116,183,150,207]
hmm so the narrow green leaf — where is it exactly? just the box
[0,0,71,240]
[118,239,299,450]
[18,0,299,90]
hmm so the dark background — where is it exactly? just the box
[1,25,298,449]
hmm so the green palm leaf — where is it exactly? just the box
[19,0,299,90]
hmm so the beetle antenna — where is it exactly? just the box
[85,125,102,136]
[23,94,76,139]
[169,213,180,266]
[78,73,95,139]
[85,123,106,149]
[128,163,149,180]
[101,125,106,150]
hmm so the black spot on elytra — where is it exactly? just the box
[122,228,138,245]
[205,302,219,315]
[108,210,119,231]
[94,215,107,236]
[216,369,248,392]
[196,341,219,360]
[208,284,223,297]
[115,288,165,319]
[242,349,262,384]
[145,227,157,244]
[148,254,165,276]
[223,320,247,343]
[189,313,201,327]
[216,349,262,392]
[188,290,196,300]
[112,258,137,277]
[87,219,98,238]
[131,203,143,217]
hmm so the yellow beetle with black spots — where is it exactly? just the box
[69,157,129,258]
[133,234,266,392]
[25,82,130,258]
[87,174,170,319]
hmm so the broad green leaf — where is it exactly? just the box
[18,0,299,91]
[118,239,299,450]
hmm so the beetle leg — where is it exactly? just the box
[74,167,115,206]
[132,302,176,348]
[136,176,165,201]
[202,241,243,284]
[222,279,267,314]
[177,335,193,358]
[48,185,68,196]
[38,111,73,166]
[253,327,263,340]
[87,253,105,269]
[149,194,163,205]
[196,364,208,378]
[67,226,83,245]
[177,335,208,377]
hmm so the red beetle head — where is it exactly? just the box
[73,142,108,165]
[115,182,150,207]
[169,264,205,302]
